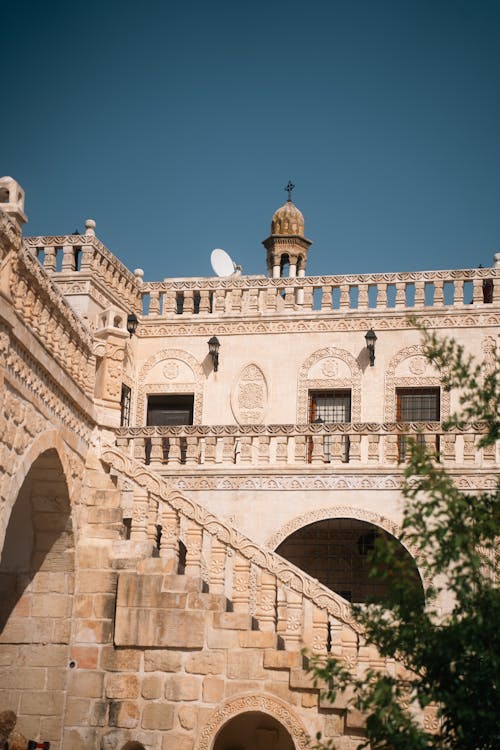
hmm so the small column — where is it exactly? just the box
[159,507,180,573]
[257,571,277,632]
[184,521,203,577]
[62,245,75,272]
[43,247,56,273]
[283,590,303,650]
[209,538,227,594]
[232,554,251,613]
[130,487,149,542]
[312,606,329,654]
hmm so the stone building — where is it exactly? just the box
[0,175,498,750]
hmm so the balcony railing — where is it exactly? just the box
[116,423,496,470]
[138,267,499,318]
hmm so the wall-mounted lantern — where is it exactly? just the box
[365,329,377,366]
[126,313,139,338]
[208,336,220,372]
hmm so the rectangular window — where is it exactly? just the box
[120,384,132,427]
[146,394,194,464]
[396,387,440,460]
[309,390,351,462]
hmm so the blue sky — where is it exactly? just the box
[2,0,500,280]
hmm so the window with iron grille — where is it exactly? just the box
[396,387,440,460]
[309,390,351,462]
[276,518,423,604]
[120,384,132,427]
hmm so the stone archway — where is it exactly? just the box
[195,694,310,750]
[214,711,295,750]
[0,447,74,749]
[274,516,424,605]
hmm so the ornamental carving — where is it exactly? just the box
[195,694,310,750]
[163,361,179,379]
[134,311,499,338]
[385,345,450,421]
[137,348,204,424]
[231,363,269,425]
[297,347,362,423]
[169,473,495,492]
[100,444,361,630]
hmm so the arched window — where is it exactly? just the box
[276,518,423,604]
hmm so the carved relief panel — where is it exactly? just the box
[231,363,269,425]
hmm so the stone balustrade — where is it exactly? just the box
[24,232,141,312]
[101,444,362,652]
[138,266,499,318]
[115,422,495,469]
[9,245,95,398]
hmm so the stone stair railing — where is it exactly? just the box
[5,239,95,400]
[138,266,499,317]
[100,443,365,654]
[115,422,495,470]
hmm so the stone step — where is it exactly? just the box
[263,650,303,669]
[212,612,253,630]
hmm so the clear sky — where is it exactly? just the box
[2,0,500,280]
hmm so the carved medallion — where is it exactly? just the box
[321,357,339,377]
[231,363,268,425]
[163,361,179,380]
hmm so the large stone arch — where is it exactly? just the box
[297,347,362,423]
[137,348,204,424]
[0,443,75,749]
[195,694,311,750]
[0,428,76,552]
[266,505,427,595]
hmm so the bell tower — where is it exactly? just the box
[262,182,312,278]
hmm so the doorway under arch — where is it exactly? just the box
[276,517,423,604]
[213,711,295,750]
[0,447,74,746]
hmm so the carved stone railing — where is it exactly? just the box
[101,443,364,650]
[8,245,95,398]
[138,267,499,319]
[23,232,141,313]
[115,422,496,470]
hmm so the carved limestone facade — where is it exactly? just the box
[0,177,498,750]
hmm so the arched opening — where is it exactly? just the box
[0,448,74,746]
[121,743,146,750]
[279,253,290,278]
[276,518,423,604]
[213,711,295,750]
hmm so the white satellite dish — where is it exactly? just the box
[211,248,237,277]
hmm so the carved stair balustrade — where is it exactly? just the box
[101,443,363,654]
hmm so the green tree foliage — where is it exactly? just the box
[310,328,500,749]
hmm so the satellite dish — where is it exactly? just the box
[211,248,237,277]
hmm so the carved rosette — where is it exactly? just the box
[231,363,268,425]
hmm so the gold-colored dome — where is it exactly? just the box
[271,200,305,236]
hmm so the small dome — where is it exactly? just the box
[271,200,305,236]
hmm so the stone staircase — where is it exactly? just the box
[64,445,374,748]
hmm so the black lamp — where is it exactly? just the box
[208,336,220,372]
[126,313,139,338]
[365,329,377,366]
